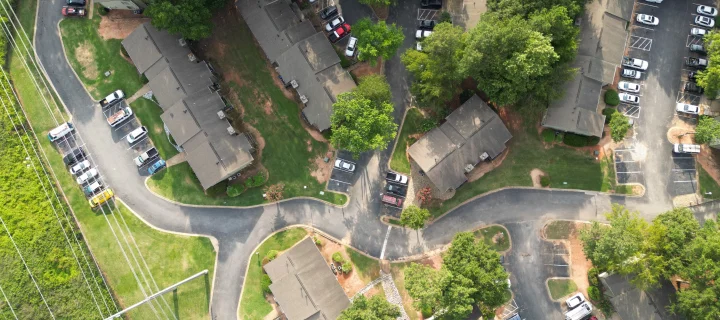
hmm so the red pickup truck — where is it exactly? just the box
[381,194,404,208]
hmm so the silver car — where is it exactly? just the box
[126,126,148,144]
[334,159,356,172]
[619,93,640,104]
[618,81,640,93]
[70,160,91,175]
[76,168,99,184]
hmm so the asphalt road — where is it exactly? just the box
[30,0,716,320]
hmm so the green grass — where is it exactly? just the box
[699,165,720,200]
[346,247,380,282]
[429,116,602,217]
[147,15,348,206]
[548,279,577,300]
[58,7,145,99]
[390,262,419,320]
[600,154,634,195]
[544,221,576,240]
[474,225,510,252]
[130,98,179,160]
[387,217,403,226]
[390,108,425,174]
[239,228,308,320]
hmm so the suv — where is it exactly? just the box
[420,0,442,9]
[385,183,407,197]
[319,6,338,20]
[690,44,707,55]
[66,0,86,5]
[418,20,436,30]
[685,82,704,94]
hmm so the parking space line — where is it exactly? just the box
[674,180,697,183]
[329,178,351,185]
[632,25,655,32]
[417,9,438,20]
[617,171,641,174]
[543,264,569,267]
[628,36,653,51]
[113,120,136,131]
[672,168,696,171]
[636,2,658,8]
[126,137,149,150]
[686,35,703,48]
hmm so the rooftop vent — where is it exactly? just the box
[227,126,237,135]
[464,164,474,173]
[188,53,196,62]
[479,152,489,161]
[217,110,226,120]
[300,95,308,104]
[291,80,299,88]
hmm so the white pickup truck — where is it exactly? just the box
[674,144,701,154]
[622,57,649,70]
[134,147,158,167]
[107,107,133,127]
[100,90,124,108]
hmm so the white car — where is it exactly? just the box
[644,0,662,2]
[676,103,700,115]
[325,16,345,32]
[126,126,148,144]
[636,14,659,26]
[622,69,642,79]
[619,93,640,104]
[76,168,99,184]
[618,81,640,93]
[566,293,586,310]
[69,160,91,175]
[697,5,718,17]
[334,159,356,172]
[345,36,358,57]
[691,28,708,37]
[415,29,433,39]
[696,15,715,28]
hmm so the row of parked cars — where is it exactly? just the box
[618,56,648,105]
[381,172,408,208]
[319,6,357,57]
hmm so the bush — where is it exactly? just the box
[588,268,599,286]
[555,132,564,142]
[599,299,614,316]
[421,119,436,132]
[244,171,267,188]
[542,129,556,143]
[587,136,600,146]
[342,262,353,274]
[227,184,246,197]
[540,175,550,187]
[332,252,344,263]
[421,306,434,318]
[314,236,322,246]
[266,250,278,261]
[602,108,618,124]
[261,274,272,295]
[438,11,452,24]
[563,133,590,147]
[264,183,285,202]
[459,89,474,104]
[588,285,602,301]
[604,89,620,106]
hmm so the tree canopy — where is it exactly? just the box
[353,18,404,66]
[609,112,631,142]
[338,295,401,320]
[487,0,583,18]
[673,220,720,319]
[404,263,448,311]
[400,205,431,230]
[354,75,392,105]
[145,0,224,40]
[697,31,720,96]
[330,92,397,156]
[695,116,720,144]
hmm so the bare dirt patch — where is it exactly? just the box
[317,238,368,297]
[531,168,547,188]
[243,124,266,161]
[310,151,334,184]
[350,58,383,79]
[416,254,443,270]
[497,106,522,132]
[466,148,509,182]
[667,127,696,144]
[98,11,150,40]
[75,42,99,79]
[567,223,591,301]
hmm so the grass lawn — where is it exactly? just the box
[147,12,348,206]
[390,108,425,174]
[429,117,603,217]
[130,98,179,160]
[474,225,510,252]
[547,279,577,300]
[239,228,308,320]
[390,263,420,320]
[346,247,380,282]
[544,221,576,240]
[600,154,634,195]
[58,6,145,99]
[698,165,720,200]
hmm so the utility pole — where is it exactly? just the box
[104,270,208,320]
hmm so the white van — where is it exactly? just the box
[565,302,592,320]
[47,122,74,142]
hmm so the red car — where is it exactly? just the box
[62,6,86,16]
[329,23,351,43]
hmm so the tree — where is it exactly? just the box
[145,0,223,40]
[358,0,392,7]
[673,220,720,319]
[404,263,448,311]
[401,23,466,109]
[697,31,720,96]
[487,0,583,18]
[338,295,401,320]
[330,93,398,156]
[353,18,404,65]
[528,6,578,64]
[695,116,720,144]
[400,205,431,238]
[646,209,700,279]
[609,112,631,142]
[354,75,392,105]
[437,273,477,319]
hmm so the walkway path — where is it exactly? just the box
[380,272,409,320]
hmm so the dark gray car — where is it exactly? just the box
[320,6,338,20]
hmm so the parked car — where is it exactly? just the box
[618,81,640,93]
[619,93,640,104]
[381,193,404,208]
[76,168,98,185]
[319,6,338,20]
[566,293,586,309]
[690,44,707,55]
[48,122,74,142]
[83,181,102,196]
[99,89,124,108]
[89,188,114,209]
[328,24,351,42]
[676,103,700,115]
[418,19,436,30]
[62,147,85,166]
[645,0,662,3]
[691,28,708,37]
[685,57,708,69]
[697,5,718,17]
[325,16,345,32]
[565,302,592,320]
[62,6,86,16]
[385,183,407,197]
[415,29,433,39]
[107,107,133,127]
[621,69,642,79]
[688,70,698,82]
[695,15,715,28]
[386,171,409,185]
[420,0,442,9]
[345,37,358,57]
[70,160,91,175]
[685,82,704,94]
[126,126,148,144]
[66,0,85,5]
[334,158,356,172]
[147,159,167,175]
[621,57,648,70]
[674,143,701,154]
[134,147,158,167]
[636,14,659,26]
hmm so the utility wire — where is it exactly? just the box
[0,282,18,320]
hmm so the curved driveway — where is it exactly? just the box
[31,0,695,319]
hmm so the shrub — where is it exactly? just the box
[227,184,246,197]
[588,285,602,301]
[264,183,285,202]
[540,176,550,187]
[555,132,564,142]
[332,252,344,263]
[588,268,599,286]
[599,299,614,316]
[261,274,272,295]
[266,250,278,261]
[542,129,555,143]
[261,257,270,266]
[438,11,452,24]
[245,171,267,188]
[587,136,601,146]
[421,119,436,132]
[563,133,589,147]
[602,108,618,124]
[421,306,434,318]
[342,262,353,274]
[604,89,619,106]
[314,236,322,246]
[416,187,432,206]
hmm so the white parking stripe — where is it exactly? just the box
[637,2,659,8]
[379,225,392,260]
[672,168,697,171]
[329,178,351,185]
[674,180,697,183]
[632,25,655,31]
[617,171,641,174]
[125,137,149,150]
[113,119,136,131]
[617,160,638,163]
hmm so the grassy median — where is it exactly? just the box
[390,108,425,174]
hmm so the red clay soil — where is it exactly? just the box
[697,146,720,187]
[97,11,150,40]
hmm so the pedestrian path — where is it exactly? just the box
[350,276,384,301]
[380,272,409,320]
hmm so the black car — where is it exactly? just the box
[66,0,86,6]
[62,147,86,166]
[319,6,338,20]
[420,0,442,9]
[688,71,698,82]
[685,82,704,94]
[690,44,707,55]
[385,183,407,197]
[418,20,436,30]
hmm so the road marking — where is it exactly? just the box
[328,178,351,185]
[113,119,136,131]
[125,137,149,150]
[672,168,697,171]
[617,160,638,163]
[379,225,392,260]
[674,180,697,183]
[636,2,659,8]
[617,171,641,174]
[628,35,653,51]
[632,24,655,31]
[544,264,569,267]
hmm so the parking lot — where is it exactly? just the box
[669,153,698,196]
[101,100,162,175]
[540,241,570,278]
[327,150,356,193]
[615,148,645,185]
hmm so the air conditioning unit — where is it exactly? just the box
[178,38,187,47]
[227,126,237,135]
[217,110,226,120]
[464,164,474,173]
[291,80,299,88]
[188,53,196,62]
[300,95,308,104]
[479,152,489,161]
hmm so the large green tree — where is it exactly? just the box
[487,0,583,18]
[695,116,720,144]
[400,205,431,231]
[330,93,398,156]
[404,263,448,312]
[338,295,401,320]
[673,220,720,319]
[697,31,720,96]
[647,209,700,279]
[401,23,466,109]
[528,6,578,64]
[609,112,631,142]
[353,18,404,66]
[145,0,224,40]
[354,75,392,105]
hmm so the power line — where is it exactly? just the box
[0,281,18,320]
